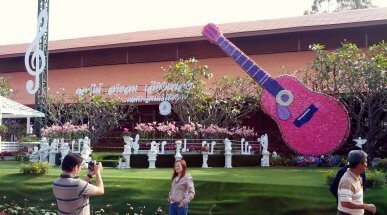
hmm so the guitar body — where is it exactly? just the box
[260,75,350,155]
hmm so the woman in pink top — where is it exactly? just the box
[168,160,195,215]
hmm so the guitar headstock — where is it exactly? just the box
[202,23,223,43]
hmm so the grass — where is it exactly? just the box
[0,161,386,214]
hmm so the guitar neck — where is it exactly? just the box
[215,36,283,97]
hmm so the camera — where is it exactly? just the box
[88,160,98,171]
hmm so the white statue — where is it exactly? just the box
[60,142,70,163]
[50,139,59,152]
[39,137,50,162]
[224,138,232,168]
[353,137,367,149]
[174,140,183,161]
[123,136,133,154]
[259,134,270,167]
[49,139,59,166]
[83,137,91,148]
[80,138,92,167]
[201,141,209,168]
[202,152,209,168]
[81,138,92,155]
[28,125,34,135]
[272,151,279,159]
[132,134,140,154]
[224,138,232,155]
[260,134,269,153]
[147,141,158,168]
[121,136,133,169]
[29,146,40,162]
[117,156,126,169]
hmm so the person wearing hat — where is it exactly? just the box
[337,150,376,215]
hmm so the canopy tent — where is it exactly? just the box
[0,96,45,119]
[0,95,44,136]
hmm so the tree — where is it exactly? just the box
[44,91,136,144]
[0,76,13,98]
[164,58,262,127]
[303,42,387,158]
[304,0,374,15]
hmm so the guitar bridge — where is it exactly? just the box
[293,104,318,127]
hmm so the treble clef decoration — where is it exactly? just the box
[24,9,48,95]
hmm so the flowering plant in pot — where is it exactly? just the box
[122,128,130,137]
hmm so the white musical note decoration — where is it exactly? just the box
[240,138,251,155]
[158,141,167,154]
[24,9,48,95]
[181,139,189,152]
[210,141,216,155]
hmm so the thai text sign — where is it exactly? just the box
[75,81,192,103]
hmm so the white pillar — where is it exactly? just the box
[26,117,31,135]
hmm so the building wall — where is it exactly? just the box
[4,51,315,105]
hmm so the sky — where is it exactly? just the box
[0,0,387,45]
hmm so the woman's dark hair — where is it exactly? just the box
[172,159,187,180]
[62,153,83,172]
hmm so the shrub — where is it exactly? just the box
[100,160,119,167]
[270,156,281,166]
[374,159,387,172]
[19,162,50,175]
[270,156,296,166]
[323,169,337,185]
[324,169,386,188]
[19,135,40,143]
[15,152,29,162]
[365,170,386,188]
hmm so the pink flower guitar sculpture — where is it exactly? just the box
[202,23,350,155]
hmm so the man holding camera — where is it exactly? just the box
[53,153,104,215]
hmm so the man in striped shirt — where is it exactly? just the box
[53,153,104,215]
[337,150,376,215]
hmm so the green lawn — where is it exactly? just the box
[0,161,386,215]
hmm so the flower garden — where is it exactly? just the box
[0,40,386,214]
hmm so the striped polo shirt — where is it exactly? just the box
[53,173,99,215]
[337,169,364,215]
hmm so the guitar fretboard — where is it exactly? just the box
[215,36,283,97]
